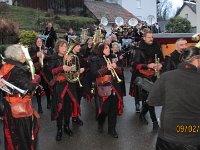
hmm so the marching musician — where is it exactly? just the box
[0,44,40,150]
[69,38,84,125]
[112,42,126,96]
[164,38,188,71]
[90,43,124,138]
[49,39,81,141]
[29,37,52,113]
[80,37,94,101]
[129,31,164,130]
[42,22,57,50]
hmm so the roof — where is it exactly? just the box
[84,1,140,23]
[176,1,196,16]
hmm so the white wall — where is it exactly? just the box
[121,0,157,22]
[178,5,197,27]
[0,0,12,5]
[197,0,200,32]
[105,0,122,5]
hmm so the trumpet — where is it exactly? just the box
[0,78,28,97]
[103,55,122,83]
[39,46,44,68]
[154,54,160,78]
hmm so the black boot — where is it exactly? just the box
[153,121,159,131]
[47,101,51,109]
[139,114,148,125]
[108,129,118,138]
[135,104,140,113]
[46,95,51,109]
[38,105,43,114]
[98,124,103,133]
[56,129,62,141]
[36,94,43,113]
[64,124,73,136]
[72,117,83,126]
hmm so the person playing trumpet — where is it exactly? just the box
[129,31,164,130]
[0,44,40,150]
[90,43,124,138]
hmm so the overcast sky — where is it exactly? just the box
[168,0,183,16]
[168,0,183,9]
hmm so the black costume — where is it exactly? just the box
[90,54,123,138]
[164,50,182,72]
[1,59,39,150]
[29,45,52,113]
[112,52,126,96]
[80,44,94,101]
[129,40,164,127]
[42,27,57,50]
[49,53,80,141]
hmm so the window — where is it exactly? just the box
[185,14,188,19]
[136,0,141,8]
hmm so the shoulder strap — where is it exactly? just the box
[0,64,15,78]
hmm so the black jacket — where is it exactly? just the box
[147,63,200,145]
[4,59,36,93]
[164,50,182,72]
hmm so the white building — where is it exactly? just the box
[0,0,12,5]
[87,0,157,23]
[121,0,157,23]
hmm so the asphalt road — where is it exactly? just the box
[0,68,161,150]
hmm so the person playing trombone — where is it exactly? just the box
[90,43,124,138]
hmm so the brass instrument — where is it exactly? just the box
[64,39,83,87]
[80,28,89,44]
[128,18,138,27]
[154,54,160,78]
[21,45,35,80]
[93,17,108,44]
[103,55,122,83]
[192,33,200,48]
[39,46,44,68]
[0,78,28,97]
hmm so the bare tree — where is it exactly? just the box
[157,0,172,21]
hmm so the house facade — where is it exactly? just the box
[121,0,157,23]
[176,1,196,33]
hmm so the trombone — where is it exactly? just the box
[0,78,28,97]
[103,55,122,83]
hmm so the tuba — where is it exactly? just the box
[63,39,82,87]
[93,17,108,44]
[192,33,200,48]
[21,45,35,80]
[128,18,138,27]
